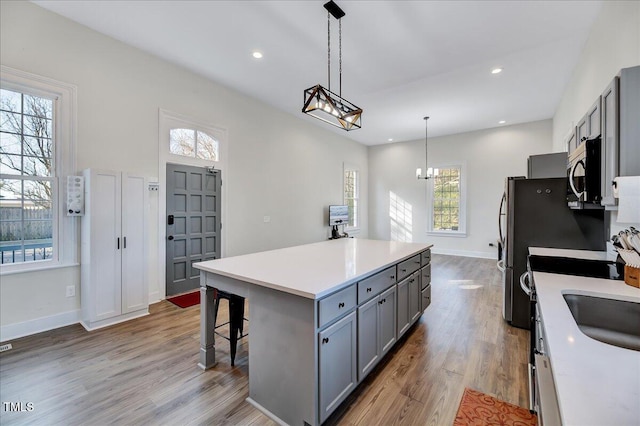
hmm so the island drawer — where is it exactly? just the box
[420,264,431,290]
[421,250,431,266]
[318,285,357,328]
[397,254,422,281]
[357,266,396,304]
[421,285,431,311]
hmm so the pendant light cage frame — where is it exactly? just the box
[302,0,362,131]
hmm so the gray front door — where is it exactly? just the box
[166,164,221,296]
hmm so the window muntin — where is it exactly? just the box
[0,88,56,265]
[344,168,359,229]
[169,128,219,161]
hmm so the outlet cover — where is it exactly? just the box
[0,343,12,352]
[66,285,75,298]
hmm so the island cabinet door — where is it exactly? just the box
[318,311,357,424]
[379,285,397,356]
[357,297,380,380]
[408,273,421,324]
[397,277,411,338]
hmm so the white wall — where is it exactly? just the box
[0,1,368,340]
[552,0,640,236]
[552,1,640,151]
[369,120,553,258]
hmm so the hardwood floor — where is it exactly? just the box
[0,255,530,425]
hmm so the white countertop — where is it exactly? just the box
[532,272,640,426]
[529,247,617,262]
[194,238,432,299]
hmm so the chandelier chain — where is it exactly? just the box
[339,19,342,97]
[327,11,331,93]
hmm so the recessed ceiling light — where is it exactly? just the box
[252,51,263,59]
[491,68,503,74]
[388,138,393,142]
[499,120,506,124]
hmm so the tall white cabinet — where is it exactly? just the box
[81,169,149,330]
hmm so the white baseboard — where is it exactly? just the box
[431,247,497,260]
[0,309,80,343]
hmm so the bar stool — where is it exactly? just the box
[213,288,247,366]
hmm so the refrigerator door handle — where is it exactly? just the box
[498,192,506,245]
[519,271,531,296]
[568,159,585,200]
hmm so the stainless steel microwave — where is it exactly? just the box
[567,136,603,209]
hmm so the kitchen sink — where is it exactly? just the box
[563,294,640,351]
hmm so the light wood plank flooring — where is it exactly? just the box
[0,255,529,425]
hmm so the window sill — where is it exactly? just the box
[0,262,80,276]
[427,231,467,238]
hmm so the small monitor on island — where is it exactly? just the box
[328,205,349,226]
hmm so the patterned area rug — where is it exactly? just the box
[453,388,537,426]
[167,290,200,308]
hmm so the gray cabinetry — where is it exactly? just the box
[409,273,421,324]
[397,272,420,338]
[318,285,357,328]
[397,254,421,281]
[577,98,602,147]
[379,285,397,355]
[566,127,578,154]
[600,76,619,206]
[319,311,357,424]
[357,297,380,379]
[619,66,640,177]
[357,285,396,380]
[357,266,396,304]
[420,250,432,314]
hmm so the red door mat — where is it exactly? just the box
[167,291,200,308]
[454,388,537,426]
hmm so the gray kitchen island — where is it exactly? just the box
[194,238,433,426]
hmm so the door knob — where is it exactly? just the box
[168,235,174,241]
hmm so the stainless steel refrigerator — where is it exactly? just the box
[498,177,605,329]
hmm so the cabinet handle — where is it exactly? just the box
[322,337,329,344]
[338,302,345,308]
[415,261,420,264]
[379,300,383,305]
[401,268,407,272]
[366,287,372,293]
[390,275,395,280]
[117,237,120,250]
[409,279,415,283]
[123,236,127,249]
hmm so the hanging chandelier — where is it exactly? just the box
[417,116,437,180]
[302,0,362,131]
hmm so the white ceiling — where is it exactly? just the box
[33,0,602,145]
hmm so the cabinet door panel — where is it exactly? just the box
[601,78,619,206]
[587,97,601,138]
[319,311,357,423]
[93,171,122,321]
[122,174,148,314]
[357,297,379,380]
[397,277,410,338]
[409,273,421,324]
[379,286,397,355]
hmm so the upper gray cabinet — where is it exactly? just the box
[599,65,640,207]
[619,66,640,177]
[577,97,602,147]
[565,127,578,154]
[600,76,619,207]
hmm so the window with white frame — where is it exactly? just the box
[427,164,466,235]
[169,128,219,161]
[343,165,359,230]
[0,67,76,271]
